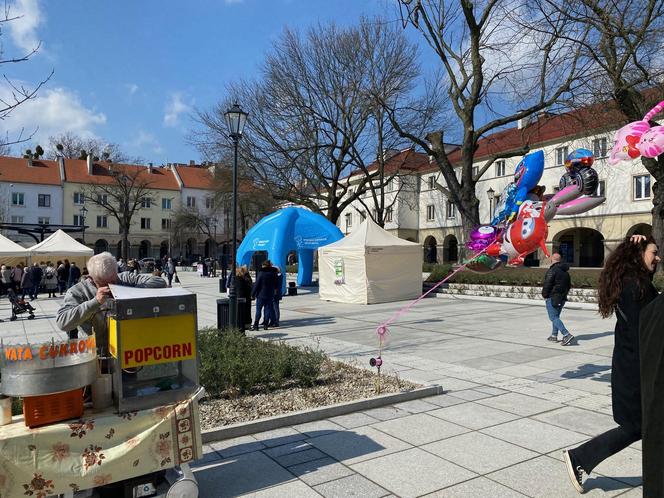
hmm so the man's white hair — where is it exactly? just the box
[87,252,118,281]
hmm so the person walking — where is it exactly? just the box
[11,263,23,293]
[44,262,58,298]
[29,262,43,299]
[250,260,277,331]
[56,261,67,295]
[165,257,177,287]
[0,265,11,295]
[563,235,660,493]
[20,265,33,300]
[235,265,253,326]
[270,266,283,327]
[542,252,574,345]
[68,262,81,288]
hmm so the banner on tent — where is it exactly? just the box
[333,257,345,285]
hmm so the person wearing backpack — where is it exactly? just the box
[542,252,574,346]
[44,262,58,298]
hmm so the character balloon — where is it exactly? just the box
[609,100,664,165]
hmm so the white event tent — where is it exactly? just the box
[318,219,423,304]
[0,233,29,266]
[28,230,93,267]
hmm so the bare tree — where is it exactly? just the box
[46,132,143,164]
[0,2,53,146]
[391,0,589,236]
[82,166,154,260]
[530,0,664,249]
[193,18,437,225]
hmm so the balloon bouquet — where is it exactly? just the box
[609,100,664,164]
[466,148,606,272]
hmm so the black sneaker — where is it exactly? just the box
[562,334,575,346]
[563,449,584,493]
[547,336,559,342]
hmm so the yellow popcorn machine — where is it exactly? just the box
[108,285,200,413]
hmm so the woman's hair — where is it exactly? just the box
[598,235,656,318]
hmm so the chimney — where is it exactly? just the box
[148,162,153,173]
[57,156,65,184]
[86,154,93,175]
[27,157,33,167]
[189,160,195,166]
[517,115,533,129]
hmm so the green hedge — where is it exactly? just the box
[425,264,664,290]
[198,329,326,398]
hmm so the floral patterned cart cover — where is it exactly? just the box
[0,390,203,498]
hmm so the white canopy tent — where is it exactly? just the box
[28,230,93,267]
[318,219,423,304]
[0,233,29,266]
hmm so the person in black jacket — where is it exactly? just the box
[250,260,278,331]
[542,253,573,345]
[563,235,660,494]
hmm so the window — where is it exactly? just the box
[360,211,366,222]
[38,194,51,207]
[96,215,108,228]
[386,179,393,192]
[385,207,393,222]
[592,138,608,158]
[428,175,435,190]
[186,196,196,208]
[141,217,151,229]
[555,146,569,166]
[634,174,651,200]
[141,197,151,209]
[472,166,479,179]
[345,213,352,228]
[73,215,84,226]
[595,180,606,197]
[447,200,456,218]
[426,205,435,221]
[495,160,506,177]
[73,192,85,205]
[161,218,172,230]
[38,217,49,225]
[11,192,24,206]
[10,215,23,223]
[162,198,172,210]
[205,197,214,209]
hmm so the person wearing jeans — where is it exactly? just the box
[250,260,277,331]
[542,253,574,346]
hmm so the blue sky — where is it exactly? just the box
[2,0,417,164]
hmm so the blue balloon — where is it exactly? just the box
[511,150,544,219]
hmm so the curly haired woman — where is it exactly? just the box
[563,235,659,493]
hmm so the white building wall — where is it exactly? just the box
[1,182,64,245]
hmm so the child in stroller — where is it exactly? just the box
[7,288,35,320]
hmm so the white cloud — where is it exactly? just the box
[130,130,163,155]
[7,0,44,55]
[1,85,106,145]
[163,92,191,128]
[125,83,139,96]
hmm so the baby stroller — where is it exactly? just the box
[7,289,35,321]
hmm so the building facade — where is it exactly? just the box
[338,108,653,267]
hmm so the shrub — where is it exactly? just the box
[425,263,453,282]
[197,329,326,398]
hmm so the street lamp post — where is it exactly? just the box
[79,206,88,244]
[224,103,248,329]
[486,187,495,223]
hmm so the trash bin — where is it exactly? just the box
[216,298,246,332]
[219,278,227,293]
[287,281,297,296]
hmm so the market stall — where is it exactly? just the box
[0,233,29,268]
[0,286,204,498]
[27,229,93,268]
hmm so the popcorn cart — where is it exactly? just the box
[0,286,205,498]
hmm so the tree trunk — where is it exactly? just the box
[122,230,129,260]
[652,180,664,256]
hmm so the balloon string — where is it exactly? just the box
[376,243,493,336]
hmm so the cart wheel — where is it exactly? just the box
[28,314,35,320]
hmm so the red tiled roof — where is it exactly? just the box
[63,159,180,190]
[0,156,62,185]
[174,164,214,189]
[346,148,432,180]
[441,101,634,171]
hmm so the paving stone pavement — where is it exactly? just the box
[3,271,641,497]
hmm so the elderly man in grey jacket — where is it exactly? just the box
[56,252,166,352]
